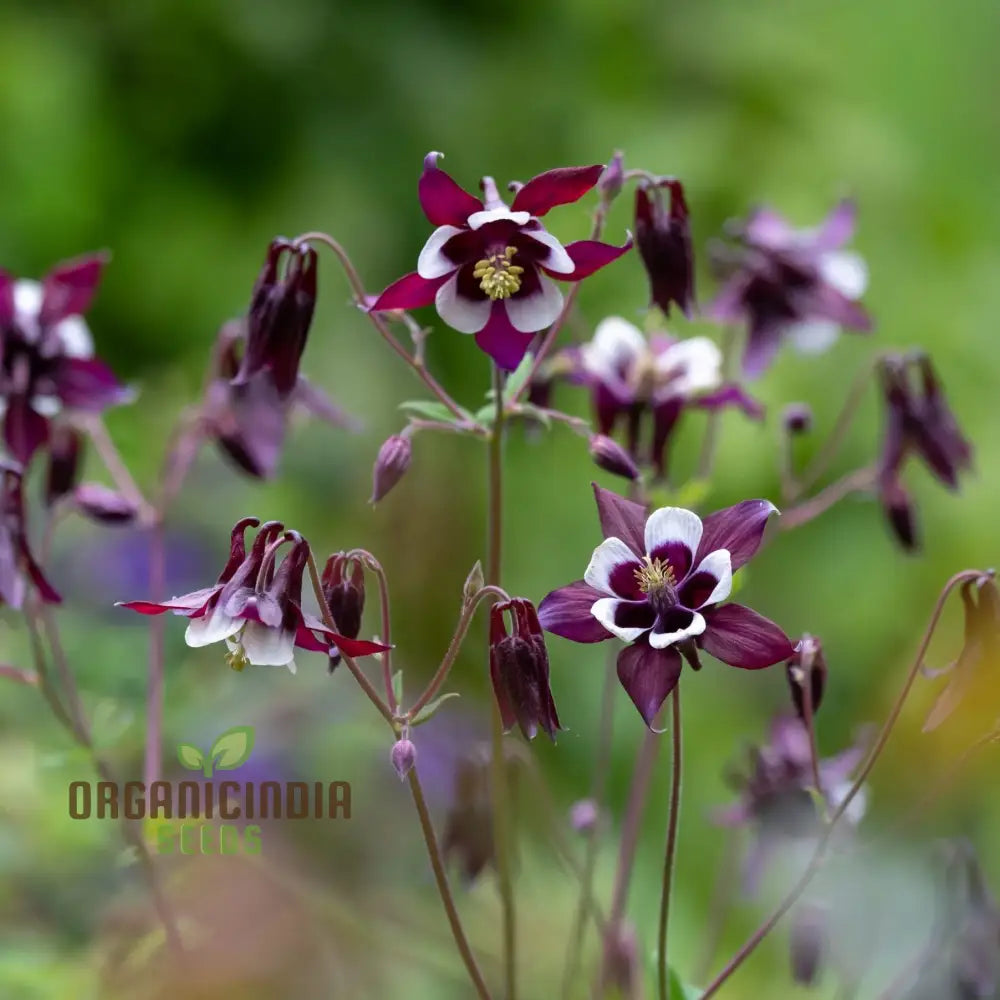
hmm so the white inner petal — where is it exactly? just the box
[185,607,242,647]
[240,621,296,667]
[644,506,703,562]
[434,273,491,333]
[648,610,706,649]
[584,536,638,595]
[504,275,563,333]
[417,225,464,279]
[525,228,574,274]
[53,316,94,358]
[787,319,841,355]
[655,336,723,396]
[819,250,868,298]
[13,280,43,342]
[826,779,867,826]
[467,207,531,229]
[689,549,733,607]
[590,597,651,643]
[583,316,646,376]
[30,395,61,417]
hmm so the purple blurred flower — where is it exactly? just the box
[0,461,61,608]
[635,179,695,318]
[709,200,871,378]
[538,484,792,726]
[369,152,632,370]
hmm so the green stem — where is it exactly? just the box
[657,686,683,1000]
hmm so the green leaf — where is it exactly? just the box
[176,743,204,771]
[411,692,461,727]
[473,404,496,425]
[392,670,404,706]
[399,400,473,424]
[209,725,255,772]
[511,402,552,429]
[501,352,535,403]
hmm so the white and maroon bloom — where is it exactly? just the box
[118,518,388,673]
[709,200,871,378]
[0,461,61,608]
[0,255,131,464]
[369,152,632,370]
[538,484,792,726]
[634,179,695,318]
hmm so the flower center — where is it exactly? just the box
[635,556,677,601]
[226,630,250,672]
[473,246,524,300]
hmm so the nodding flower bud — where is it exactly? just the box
[321,553,365,640]
[786,634,827,720]
[390,739,416,782]
[599,921,642,1000]
[782,402,814,435]
[570,799,600,834]
[73,483,139,524]
[370,434,412,504]
[598,150,625,202]
[488,598,562,741]
[635,178,695,318]
[45,425,82,505]
[589,434,640,481]
[880,477,919,552]
[789,903,828,986]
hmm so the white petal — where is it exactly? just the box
[240,621,296,667]
[435,274,491,333]
[644,507,703,562]
[185,608,242,647]
[819,251,867,298]
[655,336,722,396]
[525,228,574,274]
[648,610,706,648]
[52,316,94,358]
[787,319,841,355]
[467,207,531,229]
[30,395,61,417]
[417,225,464,279]
[584,537,638,595]
[590,597,651,643]
[689,549,733,607]
[827,779,867,826]
[582,316,646,376]
[504,276,563,333]
[13,280,42,342]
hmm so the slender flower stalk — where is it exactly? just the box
[657,686,683,1000]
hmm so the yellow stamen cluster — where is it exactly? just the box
[226,643,250,672]
[473,246,524,300]
[634,555,676,596]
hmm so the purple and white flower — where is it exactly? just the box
[538,484,792,725]
[369,153,632,371]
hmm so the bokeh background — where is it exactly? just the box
[1,0,998,997]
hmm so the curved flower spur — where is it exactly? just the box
[369,152,633,370]
[539,484,793,725]
[118,517,389,673]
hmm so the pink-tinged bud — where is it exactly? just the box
[786,634,827,719]
[598,151,625,202]
[570,798,600,834]
[782,402,813,435]
[45,425,83,505]
[590,434,639,481]
[370,435,412,504]
[390,739,416,782]
[73,483,139,524]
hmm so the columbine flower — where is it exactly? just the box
[538,484,792,725]
[369,152,632,370]
[709,200,871,378]
[877,353,973,551]
[321,552,366,642]
[555,316,761,479]
[0,461,61,608]
[489,598,561,740]
[0,255,131,463]
[635,179,695,317]
[118,518,387,673]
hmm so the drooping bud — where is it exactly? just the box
[370,434,412,503]
[599,921,642,1000]
[462,560,485,604]
[488,598,562,740]
[590,434,639,481]
[782,402,814,435]
[789,903,828,986]
[880,477,919,552]
[598,150,625,203]
[635,179,695,318]
[442,746,495,883]
[45,425,82,505]
[786,634,827,720]
[73,483,139,524]
[321,553,365,640]
[570,798,600,834]
[390,739,416,782]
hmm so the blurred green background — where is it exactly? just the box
[1,0,998,996]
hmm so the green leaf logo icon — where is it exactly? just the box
[177,743,205,771]
[208,725,255,775]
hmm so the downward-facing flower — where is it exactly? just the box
[118,518,388,673]
[0,255,131,463]
[709,200,871,378]
[538,484,792,725]
[635,179,695,318]
[369,152,632,370]
[0,461,61,608]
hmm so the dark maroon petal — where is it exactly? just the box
[40,252,108,326]
[53,357,132,411]
[616,641,682,727]
[294,621,334,654]
[327,633,392,658]
[0,271,14,325]
[538,580,611,643]
[647,541,695,581]
[608,560,644,601]
[699,603,794,669]
[4,398,49,464]
[679,571,721,610]
[650,398,683,481]
[808,284,872,331]
[369,271,448,312]
[707,274,752,323]
[698,499,778,571]
[696,383,766,421]
[418,152,482,226]
[556,236,633,281]
[592,482,647,555]
[613,601,656,631]
[474,304,534,371]
[25,553,61,604]
[652,606,697,639]
[511,165,604,216]
[116,588,219,616]
[742,323,785,379]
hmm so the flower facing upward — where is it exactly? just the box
[0,255,131,464]
[538,484,793,725]
[118,518,388,673]
[369,153,632,370]
[709,200,871,378]
[0,461,61,608]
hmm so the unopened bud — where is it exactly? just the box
[786,634,827,719]
[370,434,412,503]
[783,402,813,435]
[391,739,416,782]
[570,799,600,834]
[45,426,82,505]
[590,434,639,481]
[790,903,828,986]
[881,479,919,552]
[598,151,625,202]
[73,483,138,524]
[463,560,485,604]
[321,553,365,639]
